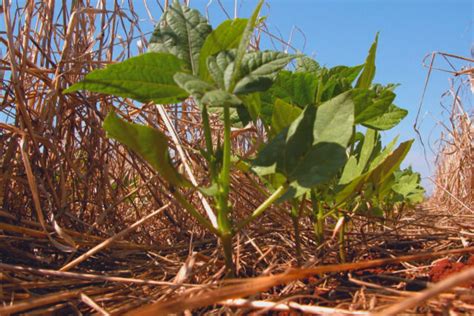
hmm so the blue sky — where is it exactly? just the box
[141,0,471,191]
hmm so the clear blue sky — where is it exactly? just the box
[135,0,472,191]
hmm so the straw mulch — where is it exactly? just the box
[1,1,473,315]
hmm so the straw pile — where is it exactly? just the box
[1,1,473,315]
[431,68,473,213]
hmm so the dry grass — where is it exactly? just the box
[0,1,473,315]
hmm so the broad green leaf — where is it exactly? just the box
[202,89,242,108]
[339,156,359,185]
[356,33,378,89]
[174,72,214,97]
[268,70,318,108]
[328,65,364,84]
[229,0,264,91]
[254,91,354,199]
[362,104,408,130]
[239,93,262,121]
[335,140,413,204]
[368,136,399,171]
[295,55,320,73]
[103,112,189,187]
[64,53,188,104]
[199,18,247,81]
[271,98,302,135]
[352,88,395,125]
[234,51,295,94]
[318,65,364,103]
[149,0,212,75]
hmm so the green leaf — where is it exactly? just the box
[339,156,359,185]
[356,33,378,89]
[229,0,264,91]
[198,183,219,196]
[149,0,212,75]
[103,112,189,187]
[362,104,408,130]
[201,89,242,108]
[199,18,247,81]
[268,70,318,108]
[254,91,354,199]
[271,98,302,135]
[392,169,425,203]
[357,128,377,174]
[64,53,189,104]
[295,55,320,73]
[234,51,295,94]
[318,65,363,103]
[207,50,236,90]
[239,93,262,121]
[335,140,413,204]
[353,88,395,125]
[173,72,214,97]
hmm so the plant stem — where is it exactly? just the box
[221,233,235,276]
[216,104,233,271]
[201,104,216,180]
[290,204,302,266]
[171,189,219,236]
[311,190,324,244]
[338,211,346,263]
[235,184,288,232]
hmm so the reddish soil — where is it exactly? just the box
[429,256,474,288]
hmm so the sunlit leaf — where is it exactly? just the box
[64,53,189,104]
[149,0,212,75]
[103,112,190,187]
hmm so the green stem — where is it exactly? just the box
[171,189,219,235]
[215,104,234,272]
[202,104,217,180]
[338,211,346,263]
[217,105,232,235]
[311,191,324,244]
[235,184,288,232]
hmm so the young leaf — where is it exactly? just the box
[356,33,379,89]
[392,170,425,203]
[335,140,413,204]
[199,18,247,81]
[64,53,189,104]
[295,55,320,73]
[353,88,395,125]
[207,50,236,90]
[229,0,264,91]
[201,89,243,108]
[233,51,295,94]
[149,0,212,75]
[357,128,377,174]
[103,112,190,187]
[362,104,408,130]
[173,72,214,97]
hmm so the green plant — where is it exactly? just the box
[64,0,423,271]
